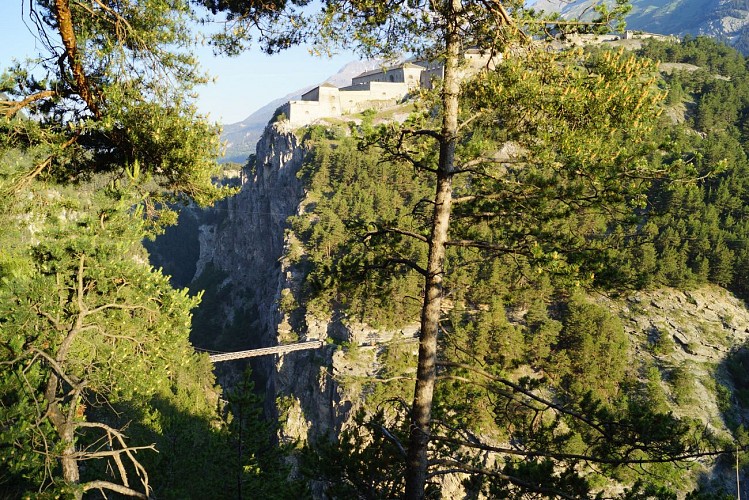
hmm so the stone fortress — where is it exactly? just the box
[280,49,495,127]
[280,31,676,128]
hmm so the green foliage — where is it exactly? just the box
[224,369,307,499]
[602,37,749,301]
[643,364,670,413]
[291,42,740,496]
[0,2,291,496]
[724,346,749,408]
[649,326,676,356]
[0,180,225,496]
[288,135,430,327]
[0,0,231,207]
[552,294,630,402]
[665,363,695,405]
[301,407,409,499]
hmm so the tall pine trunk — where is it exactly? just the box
[404,3,461,497]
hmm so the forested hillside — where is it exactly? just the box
[269,37,749,497]
[6,0,749,497]
[630,37,749,297]
[289,37,749,314]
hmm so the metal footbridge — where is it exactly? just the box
[201,340,325,363]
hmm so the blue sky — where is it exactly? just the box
[0,3,358,124]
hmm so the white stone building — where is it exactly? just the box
[350,62,425,89]
[282,52,497,127]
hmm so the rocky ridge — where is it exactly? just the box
[531,0,749,53]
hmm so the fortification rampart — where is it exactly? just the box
[283,51,492,127]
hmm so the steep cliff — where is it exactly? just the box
[195,121,308,396]
[194,120,421,442]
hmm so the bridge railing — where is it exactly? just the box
[206,340,324,362]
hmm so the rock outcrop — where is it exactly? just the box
[200,121,307,401]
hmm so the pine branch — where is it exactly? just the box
[53,0,101,117]
[364,226,430,244]
[431,434,734,465]
[0,90,59,118]
[437,361,611,437]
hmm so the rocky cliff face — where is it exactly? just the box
[193,121,308,401]
[199,121,421,442]
[531,0,749,52]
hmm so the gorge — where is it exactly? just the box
[147,37,749,497]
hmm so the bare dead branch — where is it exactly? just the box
[0,351,30,367]
[76,421,154,494]
[85,302,156,317]
[456,111,483,133]
[36,307,66,332]
[81,480,147,499]
[404,128,443,142]
[9,133,79,194]
[72,445,157,460]
[362,257,428,277]
[372,423,408,457]
[436,375,535,412]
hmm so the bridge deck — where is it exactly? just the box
[207,340,324,362]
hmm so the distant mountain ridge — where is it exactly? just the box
[532,0,749,52]
[220,60,383,163]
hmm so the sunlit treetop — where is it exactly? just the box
[201,0,632,61]
[0,0,233,207]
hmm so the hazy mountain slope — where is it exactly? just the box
[531,0,749,51]
[627,0,720,35]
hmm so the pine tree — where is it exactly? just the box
[0,1,240,497]
[200,3,747,498]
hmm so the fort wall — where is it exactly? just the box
[284,52,495,127]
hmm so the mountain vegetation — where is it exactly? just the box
[204,0,749,496]
[276,36,749,497]
[0,1,295,498]
[4,0,749,498]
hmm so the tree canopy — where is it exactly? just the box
[0,1,271,498]
[1,0,230,209]
[201,1,749,498]
[5,0,749,498]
